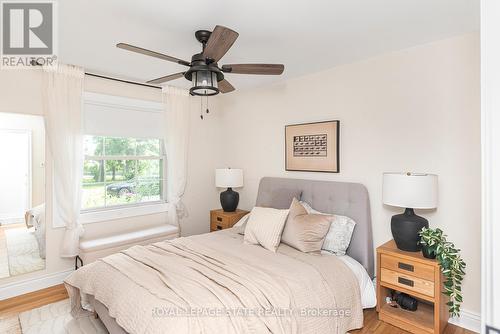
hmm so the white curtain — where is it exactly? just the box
[162,86,191,232]
[42,64,85,257]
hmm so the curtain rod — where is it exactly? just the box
[31,60,162,90]
[85,72,162,90]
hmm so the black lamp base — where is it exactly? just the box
[220,188,239,212]
[391,208,429,252]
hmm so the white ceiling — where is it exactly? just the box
[58,0,479,91]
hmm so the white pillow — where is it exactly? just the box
[233,213,250,235]
[244,207,289,252]
[300,201,356,255]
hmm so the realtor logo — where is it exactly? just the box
[1,1,57,67]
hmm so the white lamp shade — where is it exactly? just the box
[382,172,438,209]
[215,168,243,188]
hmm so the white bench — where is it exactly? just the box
[78,225,179,266]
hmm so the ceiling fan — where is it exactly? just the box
[116,25,284,96]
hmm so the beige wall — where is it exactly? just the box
[216,33,481,314]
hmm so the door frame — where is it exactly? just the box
[0,129,32,219]
[481,0,500,331]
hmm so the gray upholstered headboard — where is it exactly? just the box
[256,177,374,277]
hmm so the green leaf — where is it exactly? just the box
[418,228,466,316]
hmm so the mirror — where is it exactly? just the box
[0,113,45,278]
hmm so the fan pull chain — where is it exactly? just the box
[200,96,204,120]
[206,96,209,114]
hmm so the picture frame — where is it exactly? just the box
[285,120,340,173]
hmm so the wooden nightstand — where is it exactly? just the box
[210,209,249,232]
[377,240,448,334]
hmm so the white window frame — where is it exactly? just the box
[79,93,168,224]
[79,201,169,225]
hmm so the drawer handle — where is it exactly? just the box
[216,225,222,230]
[217,217,223,222]
[398,262,414,272]
[398,277,414,287]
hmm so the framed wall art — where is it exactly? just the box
[285,120,340,173]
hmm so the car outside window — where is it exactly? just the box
[82,135,165,211]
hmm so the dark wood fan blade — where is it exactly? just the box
[147,72,185,84]
[221,64,284,75]
[203,26,239,62]
[117,43,190,66]
[218,79,235,93]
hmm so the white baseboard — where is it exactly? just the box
[0,269,74,300]
[449,309,481,333]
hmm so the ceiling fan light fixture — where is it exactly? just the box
[117,25,285,94]
[190,70,219,96]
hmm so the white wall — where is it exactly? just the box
[216,33,481,315]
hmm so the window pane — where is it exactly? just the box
[104,137,136,156]
[105,160,137,207]
[136,180,162,203]
[82,183,105,209]
[137,159,160,179]
[104,159,136,182]
[106,182,136,206]
[81,136,165,212]
[82,160,105,209]
[83,159,103,184]
[84,136,103,156]
[137,138,160,156]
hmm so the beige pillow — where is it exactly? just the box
[243,207,289,252]
[281,198,332,253]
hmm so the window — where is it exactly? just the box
[82,135,165,211]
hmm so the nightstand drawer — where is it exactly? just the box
[210,209,249,232]
[210,220,229,231]
[381,254,435,281]
[210,212,230,226]
[381,268,435,298]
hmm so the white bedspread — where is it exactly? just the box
[65,229,363,334]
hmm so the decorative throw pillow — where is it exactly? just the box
[243,207,289,252]
[281,198,332,253]
[300,201,356,255]
[233,213,250,235]
[257,188,303,209]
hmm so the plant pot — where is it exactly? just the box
[422,245,436,259]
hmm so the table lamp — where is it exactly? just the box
[215,168,243,212]
[382,172,438,252]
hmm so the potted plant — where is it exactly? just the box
[418,227,442,259]
[418,227,466,317]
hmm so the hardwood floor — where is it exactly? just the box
[0,284,475,334]
[0,284,68,318]
[352,308,476,334]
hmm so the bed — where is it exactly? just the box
[24,203,46,259]
[65,177,374,334]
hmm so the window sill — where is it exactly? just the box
[79,202,169,225]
